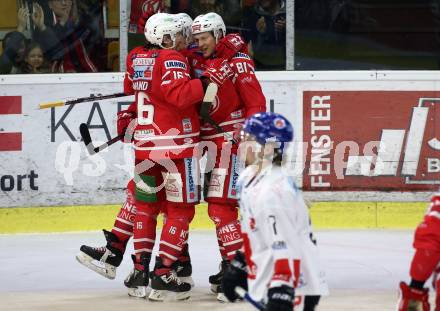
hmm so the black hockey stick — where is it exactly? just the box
[235,287,265,311]
[39,92,129,109]
[199,83,237,144]
[79,123,123,155]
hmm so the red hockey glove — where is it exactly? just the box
[202,59,234,87]
[216,33,246,60]
[397,282,430,311]
[117,110,136,141]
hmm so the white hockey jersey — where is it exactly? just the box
[237,164,329,304]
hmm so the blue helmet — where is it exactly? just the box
[242,112,293,152]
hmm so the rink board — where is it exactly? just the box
[0,202,427,233]
[0,71,440,208]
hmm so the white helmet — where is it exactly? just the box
[144,13,182,49]
[191,13,226,43]
[176,13,193,41]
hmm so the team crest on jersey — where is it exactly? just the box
[182,118,192,133]
[165,60,187,70]
[209,96,220,115]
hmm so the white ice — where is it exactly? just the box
[0,229,433,311]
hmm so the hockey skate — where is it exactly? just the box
[148,257,192,301]
[76,229,124,279]
[124,254,150,298]
[397,282,430,311]
[176,259,194,287]
[209,259,230,302]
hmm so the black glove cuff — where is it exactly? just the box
[268,286,295,303]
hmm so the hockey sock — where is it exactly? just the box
[133,201,160,267]
[111,180,137,250]
[159,204,195,267]
[178,243,190,262]
[208,203,242,260]
[410,248,440,282]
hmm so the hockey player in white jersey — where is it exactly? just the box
[222,112,328,311]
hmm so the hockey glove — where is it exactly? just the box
[202,59,234,87]
[265,286,295,311]
[117,109,136,142]
[215,33,247,60]
[397,282,430,311]
[222,251,248,302]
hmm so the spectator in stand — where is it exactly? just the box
[242,0,286,70]
[18,41,50,74]
[33,0,98,73]
[0,31,27,74]
[190,0,242,29]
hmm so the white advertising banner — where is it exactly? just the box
[1,71,439,207]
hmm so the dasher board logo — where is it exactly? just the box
[0,96,22,151]
[303,91,440,191]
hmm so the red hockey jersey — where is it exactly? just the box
[180,43,206,79]
[200,52,266,143]
[124,46,204,160]
[414,192,440,251]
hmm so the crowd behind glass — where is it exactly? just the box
[0,0,439,74]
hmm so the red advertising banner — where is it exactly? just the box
[303,91,440,191]
[0,96,22,151]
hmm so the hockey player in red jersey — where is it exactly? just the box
[121,12,232,301]
[191,12,266,301]
[75,12,247,291]
[397,191,440,311]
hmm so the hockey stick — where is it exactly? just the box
[39,92,129,109]
[199,83,237,144]
[235,287,265,311]
[79,123,123,155]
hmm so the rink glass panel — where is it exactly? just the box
[1,0,440,73]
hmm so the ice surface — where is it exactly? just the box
[0,229,433,311]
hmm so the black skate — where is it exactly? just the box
[76,230,124,279]
[209,260,229,293]
[176,259,194,287]
[124,254,151,298]
[148,257,192,301]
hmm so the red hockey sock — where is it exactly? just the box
[133,201,160,263]
[111,202,136,249]
[111,180,137,249]
[410,248,440,282]
[208,203,242,260]
[159,204,194,266]
[217,220,242,260]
